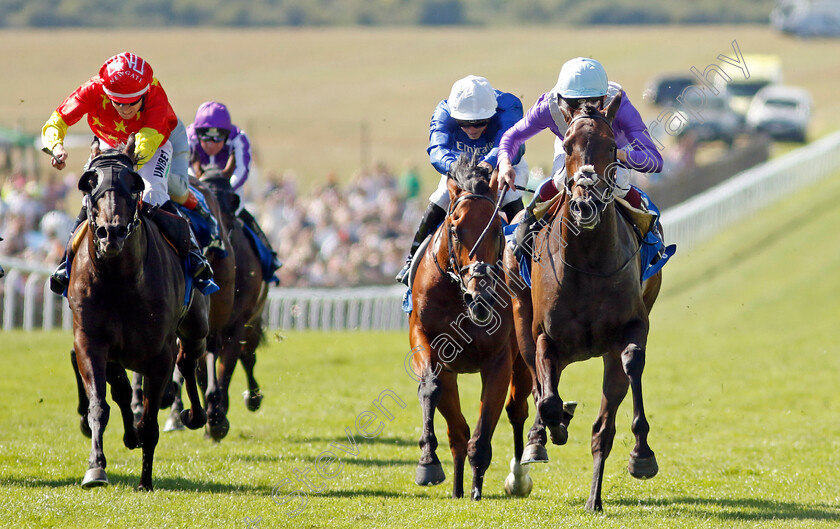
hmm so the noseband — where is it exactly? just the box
[434,193,504,296]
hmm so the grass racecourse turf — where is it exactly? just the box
[1,178,840,527]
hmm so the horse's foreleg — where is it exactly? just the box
[623,342,657,480]
[586,354,629,512]
[505,343,533,497]
[130,371,144,424]
[76,348,110,489]
[205,343,233,441]
[467,352,512,501]
[534,333,568,445]
[163,367,185,432]
[137,357,171,492]
[177,337,208,430]
[70,350,91,438]
[412,345,447,491]
[239,345,263,412]
[105,363,140,450]
[435,370,469,499]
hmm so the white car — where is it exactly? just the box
[746,85,812,143]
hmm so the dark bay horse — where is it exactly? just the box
[505,94,662,511]
[69,137,208,491]
[408,155,533,500]
[196,168,268,440]
[132,173,238,438]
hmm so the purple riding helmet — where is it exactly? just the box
[188,101,252,191]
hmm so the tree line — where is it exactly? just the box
[2,0,775,28]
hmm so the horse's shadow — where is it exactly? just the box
[286,435,415,447]
[614,496,840,522]
[2,473,274,494]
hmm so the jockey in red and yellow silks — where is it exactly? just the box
[41,52,216,296]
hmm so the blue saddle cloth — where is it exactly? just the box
[241,223,280,285]
[178,187,227,258]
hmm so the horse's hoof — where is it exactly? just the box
[244,389,263,412]
[548,423,568,445]
[415,463,445,486]
[136,482,154,492]
[81,468,109,489]
[180,408,207,430]
[562,401,577,425]
[123,432,140,450]
[628,454,658,479]
[585,497,603,512]
[471,486,482,501]
[208,416,230,441]
[163,410,185,432]
[504,458,533,497]
[79,416,92,438]
[521,443,549,465]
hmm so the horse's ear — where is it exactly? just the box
[446,174,460,201]
[91,137,101,158]
[604,91,622,124]
[489,168,500,196]
[222,152,236,179]
[124,134,138,164]
[558,96,574,124]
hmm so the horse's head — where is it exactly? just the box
[558,93,621,229]
[199,168,239,221]
[78,136,144,258]
[444,155,503,324]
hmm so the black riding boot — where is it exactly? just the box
[155,201,214,282]
[501,199,524,224]
[238,208,282,272]
[395,202,447,285]
[49,205,88,295]
[512,200,542,263]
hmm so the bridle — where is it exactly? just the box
[82,154,143,257]
[433,192,504,296]
[561,112,618,200]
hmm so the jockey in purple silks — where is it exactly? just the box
[497,57,665,260]
[395,75,527,285]
[187,101,282,276]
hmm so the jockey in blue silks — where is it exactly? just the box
[395,75,527,285]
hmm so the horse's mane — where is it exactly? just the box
[448,154,492,195]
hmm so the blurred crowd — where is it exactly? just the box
[0,161,426,288]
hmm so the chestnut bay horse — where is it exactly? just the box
[68,137,208,491]
[194,168,268,440]
[408,155,533,500]
[504,94,662,511]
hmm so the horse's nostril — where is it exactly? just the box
[116,226,128,238]
[95,226,108,240]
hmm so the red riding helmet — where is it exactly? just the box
[99,52,154,103]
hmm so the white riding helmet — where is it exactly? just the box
[553,57,609,99]
[448,75,497,120]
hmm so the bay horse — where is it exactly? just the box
[504,93,662,511]
[408,155,533,500]
[68,136,208,491]
[194,166,268,440]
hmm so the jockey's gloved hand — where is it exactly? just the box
[497,157,517,193]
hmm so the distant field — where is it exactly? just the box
[4,25,840,194]
[1,168,839,527]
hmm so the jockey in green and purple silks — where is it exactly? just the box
[497,57,665,260]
